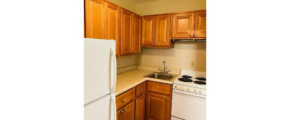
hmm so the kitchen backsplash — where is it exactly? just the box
[136,41,206,72]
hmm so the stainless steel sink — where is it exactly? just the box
[144,72,176,80]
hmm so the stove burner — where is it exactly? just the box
[178,78,193,82]
[182,75,192,78]
[194,81,206,85]
[196,77,206,81]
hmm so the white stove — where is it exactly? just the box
[171,70,206,120]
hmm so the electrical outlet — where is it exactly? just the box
[191,61,194,67]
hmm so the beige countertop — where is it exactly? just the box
[114,69,178,96]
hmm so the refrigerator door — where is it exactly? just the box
[84,94,112,120]
[84,38,116,104]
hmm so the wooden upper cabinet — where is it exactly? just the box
[194,10,206,38]
[171,12,195,38]
[155,14,171,47]
[132,14,141,54]
[142,16,155,46]
[120,8,133,55]
[135,95,146,120]
[122,101,135,120]
[85,0,104,39]
[147,92,171,120]
[104,1,120,56]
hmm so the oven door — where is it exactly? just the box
[171,90,206,120]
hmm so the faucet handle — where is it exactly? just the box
[165,70,171,74]
[158,69,163,73]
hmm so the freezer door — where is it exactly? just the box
[84,95,113,120]
[84,38,116,104]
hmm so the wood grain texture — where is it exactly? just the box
[146,91,171,120]
[135,82,146,97]
[122,101,135,120]
[117,109,122,120]
[147,81,171,95]
[132,14,142,54]
[155,14,171,47]
[194,10,206,38]
[83,4,85,38]
[120,8,133,55]
[135,95,146,120]
[85,0,104,39]
[104,1,120,56]
[116,88,135,110]
[141,16,155,46]
[171,12,194,38]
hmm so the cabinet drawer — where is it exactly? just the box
[136,82,146,97]
[147,81,171,95]
[116,88,135,110]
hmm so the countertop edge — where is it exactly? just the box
[114,78,174,96]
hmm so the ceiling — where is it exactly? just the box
[131,0,158,3]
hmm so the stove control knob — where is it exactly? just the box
[198,90,202,94]
[182,86,187,91]
[193,89,197,93]
[178,85,183,90]
[189,88,194,92]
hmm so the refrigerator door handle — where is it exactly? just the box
[110,93,116,120]
[110,47,117,92]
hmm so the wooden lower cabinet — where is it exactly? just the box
[135,95,146,120]
[116,81,172,120]
[123,101,135,120]
[117,109,122,120]
[146,92,171,120]
[117,101,135,120]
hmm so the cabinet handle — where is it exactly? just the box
[131,51,133,54]
[140,89,143,91]
[166,98,169,100]
[191,35,193,37]
[121,110,124,113]
[122,100,125,102]
[124,109,126,112]
[143,95,145,97]
[195,35,197,37]
[152,43,153,45]
[154,44,156,46]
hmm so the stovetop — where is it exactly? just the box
[173,70,206,89]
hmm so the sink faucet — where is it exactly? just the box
[160,61,171,75]
[163,61,166,73]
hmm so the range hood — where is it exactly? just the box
[171,39,206,42]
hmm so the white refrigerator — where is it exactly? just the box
[84,38,117,120]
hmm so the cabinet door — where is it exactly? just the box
[194,10,206,38]
[135,95,146,120]
[171,12,194,38]
[155,14,171,47]
[122,101,135,120]
[117,109,122,120]
[142,16,155,46]
[85,0,104,39]
[132,14,141,54]
[83,2,85,38]
[104,2,120,56]
[147,92,171,120]
[120,8,133,55]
